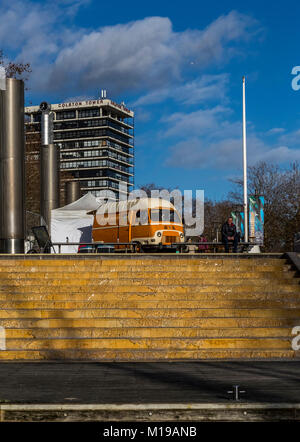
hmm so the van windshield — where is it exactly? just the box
[150,209,181,224]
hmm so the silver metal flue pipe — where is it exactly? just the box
[40,102,60,232]
[65,181,81,205]
[0,78,25,254]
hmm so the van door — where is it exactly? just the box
[118,211,129,242]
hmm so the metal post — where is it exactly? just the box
[40,103,60,232]
[0,78,25,253]
[242,76,248,243]
[65,181,81,205]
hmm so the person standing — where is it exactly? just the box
[198,234,209,253]
[222,217,239,253]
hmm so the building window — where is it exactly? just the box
[56,111,76,120]
[78,108,100,118]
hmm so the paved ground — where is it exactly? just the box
[0,361,299,404]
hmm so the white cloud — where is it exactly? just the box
[47,11,256,95]
[0,2,258,95]
[165,135,300,170]
[255,145,300,163]
[161,105,238,138]
[134,108,152,123]
[266,127,285,135]
[163,107,300,170]
[63,95,94,103]
[132,74,230,107]
[0,0,89,92]
[0,0,88,53]
[278,129,300,146]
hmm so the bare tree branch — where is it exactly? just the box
[0,50,31,82]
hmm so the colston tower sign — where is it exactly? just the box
[25,98,133,117]
[55,99,132,115]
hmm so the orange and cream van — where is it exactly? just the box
[91,197,184,251]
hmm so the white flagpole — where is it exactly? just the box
[242,76,248,242]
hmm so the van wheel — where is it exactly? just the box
[27,248,38,254]
[132,242,142,253]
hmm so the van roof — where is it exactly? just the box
[94,197,175,214]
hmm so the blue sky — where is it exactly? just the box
[1,0,300,199]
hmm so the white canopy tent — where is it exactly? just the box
[50,193,100,253]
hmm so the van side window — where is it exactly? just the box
[150,209,181,223]
[150,209,160,222]
[133,210,140,225]
[134,209,148,225]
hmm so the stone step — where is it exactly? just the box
[3,326,294,339]
[0,268,292,277]
[0,308,299,319]
[1,277,299,287]
[0,271,296,280]
[0,257,285,265]
[1,284,298,294]
[0,292,298,301]
[1,337,294,350]
[0,299,300,309]
[0,291,299,301]
[0,265,290,273]
[0,317,297,328]
[0,348,296,361]
[0,255,297,361]
[0,261,291,270]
